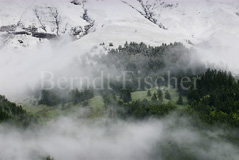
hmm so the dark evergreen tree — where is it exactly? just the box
[151,93,157,101]
[177,95,183,105]
[165,90,171,100]
[122,99,176,119]
[38,90,59,106]
[46,155,54,160]
[157,89,163,101]
[120,89,132,103]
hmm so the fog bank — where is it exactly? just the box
[0,115,238,160]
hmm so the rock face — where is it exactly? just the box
[0,25,17,32]
[13,31,31,35]
[32,32,56,39]
[71,0,81,5]
[0,0,94,47]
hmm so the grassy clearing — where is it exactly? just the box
[131,86,188,108]
[24,87,187,123]
[88,96,105,118]
[24,96,106,122]
[131,88,158,101]
[23,104,82,123]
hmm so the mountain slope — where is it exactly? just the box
[1,0,239,48]
[0,95,36,126]
[1,0,239,100]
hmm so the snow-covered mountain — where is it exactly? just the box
[1,0,239,48]
[1,0,239,99]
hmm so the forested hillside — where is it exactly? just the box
[0,95,36,126]
[0,42,239,160]
[188,69,239,127]
[2,42,233,129]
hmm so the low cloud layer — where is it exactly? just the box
[0,114,238,160]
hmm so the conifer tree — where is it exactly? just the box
[165,90,171,100]
[151,93,157,101]
[147,90,152,97]
[157,89,163,101]
[177,95,183,105]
